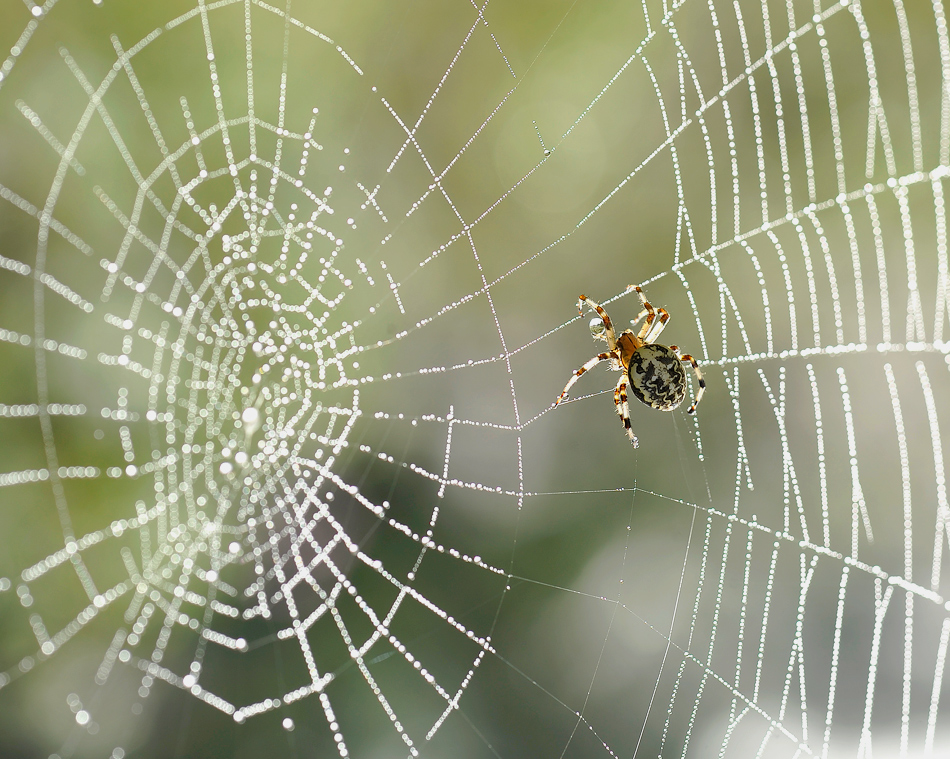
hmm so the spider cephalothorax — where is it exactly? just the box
[553,286,705,447]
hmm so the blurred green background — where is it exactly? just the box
[1,0,950,756]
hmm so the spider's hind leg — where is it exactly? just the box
[614,375,639,447]
[669,346,705,414]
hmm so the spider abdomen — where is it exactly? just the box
[627,344,687,411]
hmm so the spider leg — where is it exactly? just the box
[669,345,705,414]
[614,374,639,447]
[628,308,650,334]
[630,286,656,340]
[555,351,615,405]
[644,308,670,343]
[577,295,617,349]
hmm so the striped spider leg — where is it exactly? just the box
[667,345,706,414]
[613,374,637,446]
[554,350,618,406]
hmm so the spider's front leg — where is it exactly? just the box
[554,351,614,406]
[628,286,657,340]
[669,345,705,414]
[577,295,617,349]
[645,308,670,343]
[614,375,638,447]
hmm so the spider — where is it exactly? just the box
[554,286,705,447]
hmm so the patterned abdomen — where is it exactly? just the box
[627,344,687,411]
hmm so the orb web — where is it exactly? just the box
[0,0,949,757]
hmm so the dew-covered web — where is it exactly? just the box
[1,0,950,756]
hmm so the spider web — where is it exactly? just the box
[0,0,949,756]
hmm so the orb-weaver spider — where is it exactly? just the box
[554,286,705,447]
